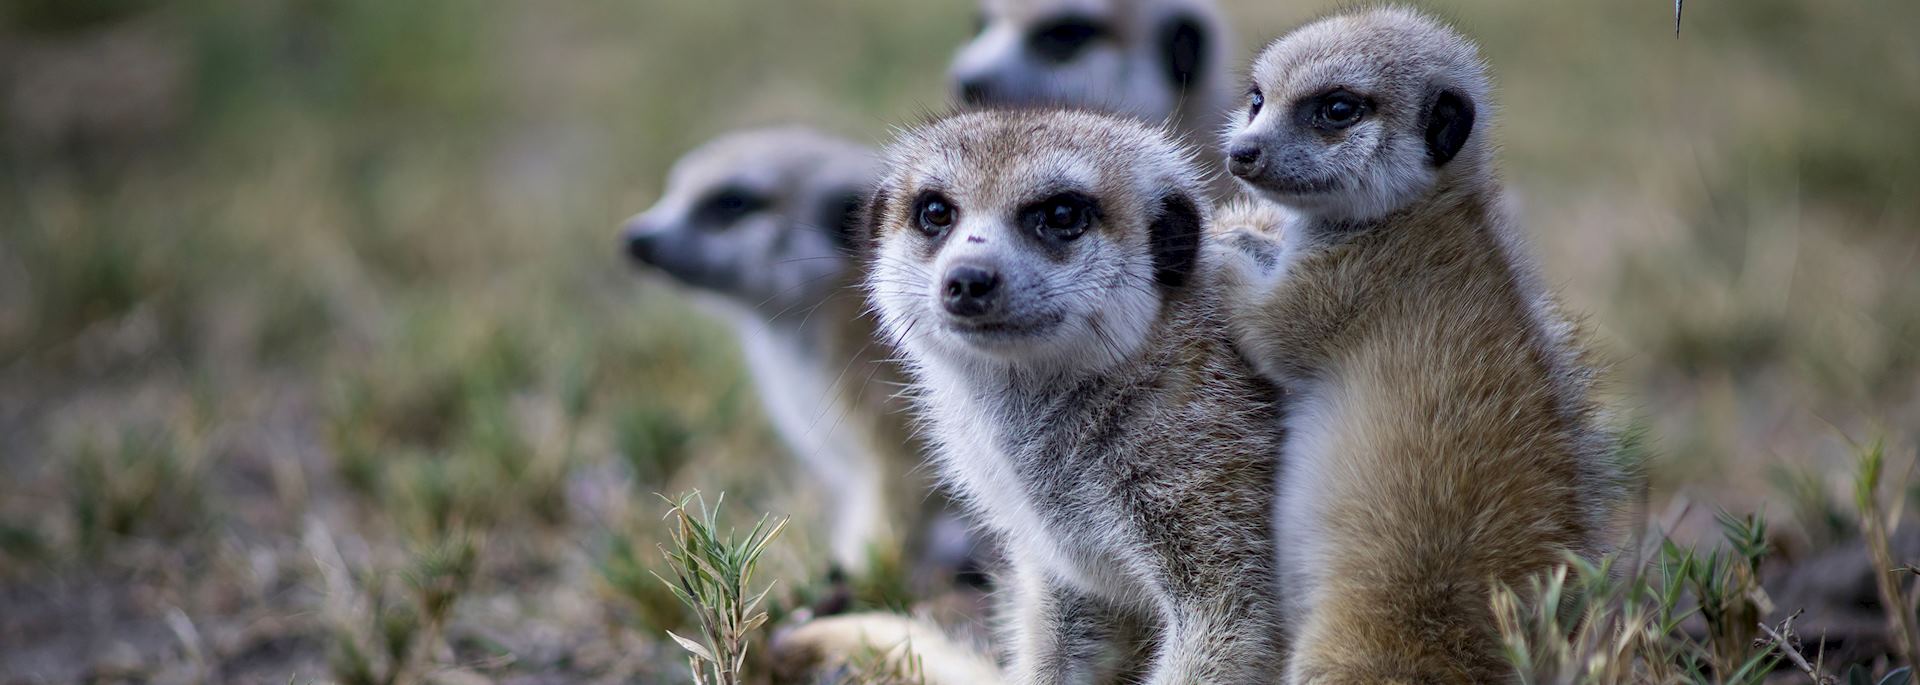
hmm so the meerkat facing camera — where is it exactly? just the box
[621,127,953,578]
[950,0,1232,155]
[1215,8,1630,683]
[859,109,1287,684]
[765,194,1293,685]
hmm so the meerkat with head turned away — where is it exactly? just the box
[1215,7,1632,683]
[852,109,1288,684]
[621,127,966,581]
[951,0,1233,167]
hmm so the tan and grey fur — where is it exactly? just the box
[772,613,1002,684]
[950,0,1232,159]
[621,127,941,574]
[1217,8,1629,683]
[861,109,1286,684]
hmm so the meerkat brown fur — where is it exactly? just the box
[863,109,1286,684]
[1216,8,1628,683]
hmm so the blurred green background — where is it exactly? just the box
[1,0,1915,682]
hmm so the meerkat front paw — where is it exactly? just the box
[1206,195,1292,305]
[1206,199,1293,380]
[1210,195,1290,271]
[1217,227,1283,277]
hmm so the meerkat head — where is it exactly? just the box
[1224,7,1491,223]
[864,109,1207,375]
[949,0,1224,124]
[622,128,877,316]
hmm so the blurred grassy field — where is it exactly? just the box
[0,0,1916,682]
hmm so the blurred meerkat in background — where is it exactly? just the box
[950,0,1232,161]
[1217,8,1632,682]
[621,127,966,581]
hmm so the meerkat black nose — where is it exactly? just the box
[1227,145,1263,178]
[942,264,1001,317]
[959,78,993,106]
[624,230,657,264]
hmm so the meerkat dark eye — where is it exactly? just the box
[696,186,768,226]
[1247,88,1265,122]
[1313,90,1367,129]
[1022,192,1095,243]
[1029,17,1105,63]
[913,192,956,237]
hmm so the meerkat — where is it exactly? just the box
[1215,8,1630,683]
[950,0,1232,158]
[856,108,1287,684]
[621,127,958,578]
[767,199,1283,685]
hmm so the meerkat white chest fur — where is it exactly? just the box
[910,329,1260,601]
[728,314,862,490]
[864,109,1285,684]
[917,367,1136,596]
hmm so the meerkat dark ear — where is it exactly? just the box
[1157,14,1208,92]
[1424,89,1475,167]
[820,188,866,253]
[1149,192,1203,289]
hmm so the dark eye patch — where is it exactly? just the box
[1028,15,1107,64]
[694,185,769,227]
[1018,191,1099,244]
[912,190,957,238]
[1298,88,1370,131]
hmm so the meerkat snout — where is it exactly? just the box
[621,220,657,263]
[956,78,990,106]
[1225,142,1263,178]
[940,263,1002,318]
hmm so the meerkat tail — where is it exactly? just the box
[772,612,1002,685]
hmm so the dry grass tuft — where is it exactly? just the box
[1498,441,1919,684]
[653,491,790,685]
